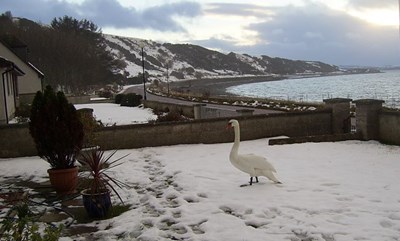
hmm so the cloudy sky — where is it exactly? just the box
[1,0,399,66]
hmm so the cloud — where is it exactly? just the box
[346,0,397,9]
[2,0,398,66]
[249,4,399,65]
[198,2,400,66]
[0,0,75,23]
[141,2,202,31]
[205,3,272,18]
[0,0,202,32]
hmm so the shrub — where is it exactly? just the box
[29,85,84,169]
[114,94,124,104]
[14,103,31,122]
[77,108,100,147]
[120,93,143,107]
[154,109,189,123]
[98,90,113,99]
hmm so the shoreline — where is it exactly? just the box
[168,73,340,98]
[169,75,284,97]
[168,71,384,99]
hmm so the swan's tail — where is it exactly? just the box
[262,170,282,184]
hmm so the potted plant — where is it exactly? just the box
[29,85,84,195]
[79,149,129,218]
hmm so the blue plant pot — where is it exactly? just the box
[81,189,111,218]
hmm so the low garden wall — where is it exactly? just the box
[193,104,254,119]
[2,97,400,159]
[0,123,36,157]
[143,100,195,117]
[0,110,332,158]
[94,110,332,150]
[66,95,91,104]
[379,110,400,145]
[66,95,114,104]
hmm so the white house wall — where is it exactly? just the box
[0,67,16,124]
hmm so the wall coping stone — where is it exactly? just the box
[354,99,385,105]
[268,132,361,145]
[323,98,352,103]
[380,110,400,116]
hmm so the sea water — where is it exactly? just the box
[226,70,400,108]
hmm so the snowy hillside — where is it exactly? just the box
[104,34,339,83]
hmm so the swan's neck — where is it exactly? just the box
[230,125,240,158]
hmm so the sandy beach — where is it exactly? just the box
[169,75,284,97]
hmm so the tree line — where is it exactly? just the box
[0,11,126,94]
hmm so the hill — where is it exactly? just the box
[0,12,340,93]
[104,34,340,84]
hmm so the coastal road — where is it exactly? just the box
[123,85,282,115]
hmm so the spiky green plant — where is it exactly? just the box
[1,202,63,241]
[79,149,129,203]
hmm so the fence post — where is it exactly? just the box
[354,99,384,140]
[323,98,352,134]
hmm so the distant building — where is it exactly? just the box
[0,38,44,124]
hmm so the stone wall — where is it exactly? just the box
[352,99,400,145]
[94,110,332,150]
[0,110,332,158]
[379,110,400,145]
[0,123,36,157]
[354,99,384,140]
[323,98,352,134]
[66,95,91,104]
[143,100,195,118]
[193,104,254,119]
[3,97,400,159]
[66,96,114,105]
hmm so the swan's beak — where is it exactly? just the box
[226,123,232,130]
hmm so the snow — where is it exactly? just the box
[1,106,400,240]
[74,103,157,126]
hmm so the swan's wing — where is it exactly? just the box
[239,154,277,172]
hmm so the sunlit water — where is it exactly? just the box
[226,70,400,108]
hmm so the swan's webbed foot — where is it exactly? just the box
[240,177,260,187]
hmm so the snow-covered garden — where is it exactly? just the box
[1,103,400,240]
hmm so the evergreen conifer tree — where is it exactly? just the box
[29,86,84,169]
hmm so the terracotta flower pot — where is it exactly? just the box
[47,167,78,195]
[81,189,112,218]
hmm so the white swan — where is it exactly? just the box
[227,119,281,186]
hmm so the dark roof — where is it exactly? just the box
[0,37,43,78]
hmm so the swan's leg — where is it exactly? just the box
[239,177,258,187]
[249,176,259,185]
